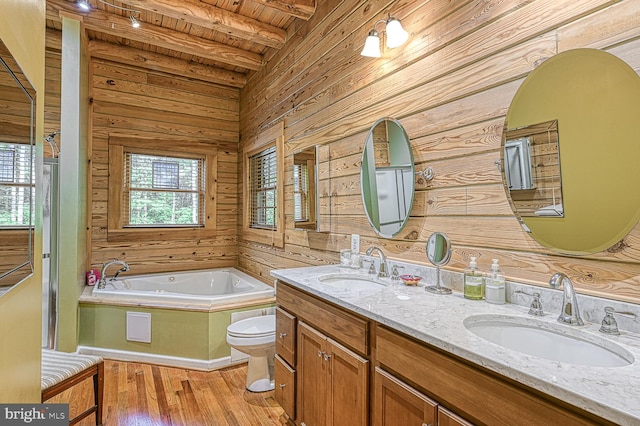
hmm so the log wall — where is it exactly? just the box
[239,0,640,303]
[88,58,241,274]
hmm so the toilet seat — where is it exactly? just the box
[227,315,275,338]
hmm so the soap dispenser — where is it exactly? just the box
[485,259,506,304]
[463,257,485,300]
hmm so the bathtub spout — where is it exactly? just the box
[98,260,130,289]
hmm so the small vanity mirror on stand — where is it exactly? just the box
[424,232,452,295]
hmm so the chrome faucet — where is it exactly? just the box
[549,272,584,326]
[97,259,130,289]
[365,246,388,278]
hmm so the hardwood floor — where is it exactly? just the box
[45,360,286,426]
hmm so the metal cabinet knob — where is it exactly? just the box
[279,383,286,389]
[323,353,332,361]
[317,350,323,357]
[279,332,287,338]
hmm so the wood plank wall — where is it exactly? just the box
[86,58,241,274]
[239,0,640,302]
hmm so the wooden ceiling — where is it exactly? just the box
[45,0,316,88]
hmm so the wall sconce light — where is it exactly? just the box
[360,15,409,58]
[78,0,90,11]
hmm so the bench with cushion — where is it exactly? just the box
[41,349,104,426]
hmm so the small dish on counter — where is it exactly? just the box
[399,274,422,286]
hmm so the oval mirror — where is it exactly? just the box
[426,232,452,266]
[424,232,452,295]
[361,118,414,238]
[0,38,35,295]
[503,49,640,255]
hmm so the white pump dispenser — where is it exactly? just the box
[485,259,506,304]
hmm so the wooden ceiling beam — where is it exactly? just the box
[46,28,245,87]
[47,0,264,71]
[88,39,246,88]
[124,0,287,49]
[252,0,316,20]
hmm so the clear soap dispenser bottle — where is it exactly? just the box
[485,259,505,304]
[463,257,485,300]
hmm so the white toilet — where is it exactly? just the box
[226,314,276,392]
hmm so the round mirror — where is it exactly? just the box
[424,232,452,295]
[503,49,640,255]
[360,118,414,238]
[426,232,452,266]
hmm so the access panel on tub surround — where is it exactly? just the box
[238,0,640,303]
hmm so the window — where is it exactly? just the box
[108,136,217,241]
[249,146,277,229]
[125,153,203,227]
[293,162,309,222]
[243,132,284,247]
[0,142,33,228]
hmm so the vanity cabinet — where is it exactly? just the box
[275,282,370,426]
[298,321,368,426]
[375,325,611,426]
[275,280,613,426]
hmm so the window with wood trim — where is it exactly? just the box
[124,153,204,227]
[108,136,217,242]
[242,133,284,248]
[293,161,309,222]
[249,146,278,229]
[0,142,33,228]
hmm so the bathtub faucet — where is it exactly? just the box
[97,260,130,289]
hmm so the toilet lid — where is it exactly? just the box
[227,315,276,337]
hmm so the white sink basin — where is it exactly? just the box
[464,314,634,368]
[317,273,386,290]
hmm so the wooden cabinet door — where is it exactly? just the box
[374,367,438,426]
[326,338,368,426]
[297,322,327,426]
[438,407,474,426]
[274,354,296,421]
[276,307,296,366]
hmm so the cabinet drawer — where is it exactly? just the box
[276,281,369,356]
[374,367,437,426]
[375,325,608,426]
[276,307,296,366]
[438,406,474,426]
[274,354,295,421]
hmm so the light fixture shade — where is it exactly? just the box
[130,15,141,28]
[360,30,381,58]
[78,0,90,11]
[386,18,409,48]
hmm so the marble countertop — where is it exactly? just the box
[271,264,640,425]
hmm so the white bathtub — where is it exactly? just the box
[90,268,274,306]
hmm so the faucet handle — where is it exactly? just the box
[599,306,637,335]
[515,290,544,316]
[391,265,404,280]
[363,259,377,275]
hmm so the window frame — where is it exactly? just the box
[242,133,284,248]
[107,136,217,242]
[0,142,34,229]
[292,150,317,229]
